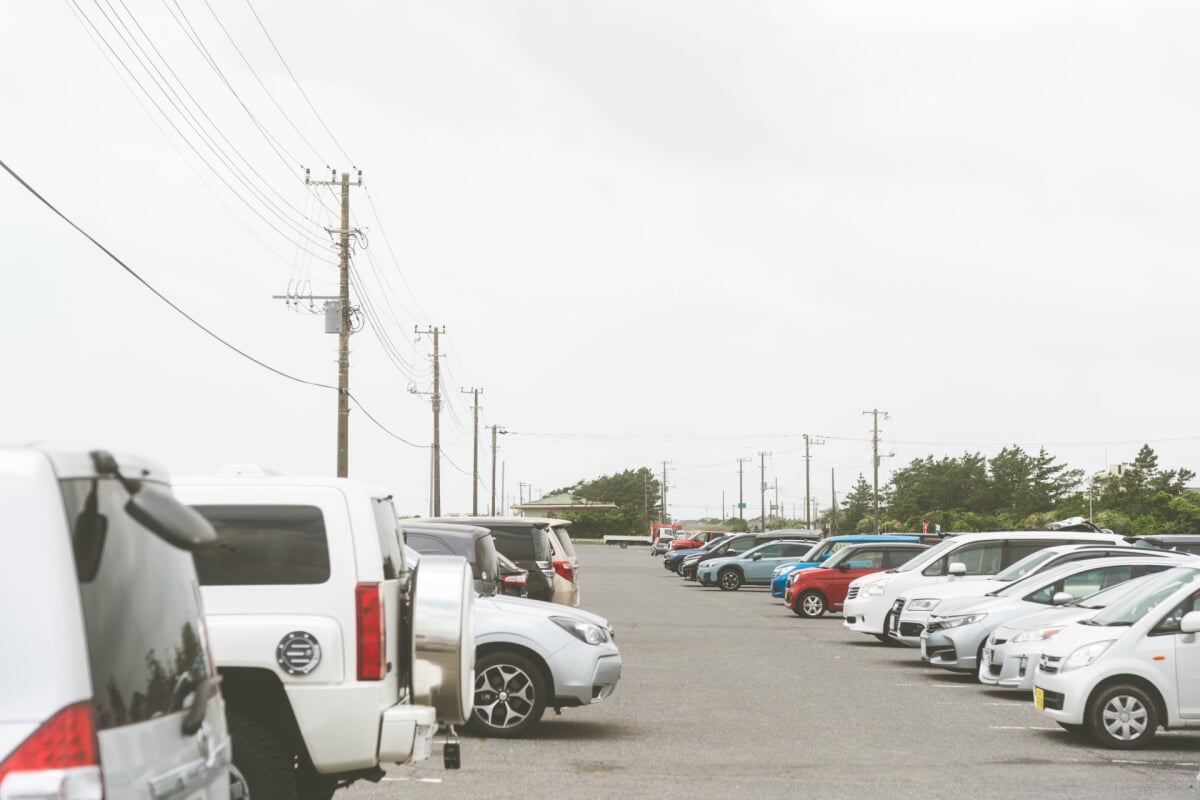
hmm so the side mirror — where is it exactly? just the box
[948,562,967,577]
[751,554,763,561]
[1181,611,1200,635]
[835,561,850,571]
[1051,591,1075,606]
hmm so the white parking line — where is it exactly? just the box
[381,778,444,784]
[989,725,1058,731]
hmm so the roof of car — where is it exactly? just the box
[424,515,571,528]
[401,522,492,541]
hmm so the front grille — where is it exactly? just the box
[847,586,859,600]
[1039,655,1062,675]
[984,662,1002,677]
[925,643,956,661]
[899,622,925,637]
[1042,690,1065,711]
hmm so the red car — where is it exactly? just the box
[785,542,929,618]
[669,530,724,551]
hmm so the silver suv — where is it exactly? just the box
[0,447,236,800]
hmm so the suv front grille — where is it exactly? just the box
[899,622,925,637]
[847,586,859,600]
[1038,654,1063,675]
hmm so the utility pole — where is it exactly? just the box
[277,168,361,477]
[737,457,750,519]
[863,409,893,533]
[758,451,771,531]
[519,482,530,506]
[501,461,506,516]
[413,326,446,515]
[461,388,483,514]
[830,468,837,535]
[773,478,779,523]
[661,461,670,523]
[488,424,506,515]
[722,490,726,521]
[803,434,826,528]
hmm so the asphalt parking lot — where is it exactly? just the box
[355,544,1200,799]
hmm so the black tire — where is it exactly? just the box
[974,642,988,684]
[620,542,628,549]
[467,651,547,738]
[718,568,742,591]
[227,711,298,800]
[796,591,826,618]
[1086,683,1159,749]
[674,560,685,575]
[297,767,337,800]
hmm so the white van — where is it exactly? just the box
[0,447,235,800]
[841,530,1126,641]
[1034,565,1200,748]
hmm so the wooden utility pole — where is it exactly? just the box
[803,434,826,528]
[462,388,483,515]
[488,424,506,515]
[298,168,361,477]
[737,457,750,519]
[660,461,670,523]
[413,326,446,515]
[758,451,771,531]
[863,409,891,533]
[830,468,837,535]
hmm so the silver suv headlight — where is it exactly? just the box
[551,616,609,645]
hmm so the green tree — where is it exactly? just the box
[840,474,874,534]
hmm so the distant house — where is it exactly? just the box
[513,492,618,518]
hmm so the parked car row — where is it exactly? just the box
[0,446,622,800]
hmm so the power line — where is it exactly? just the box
[0,156,425,449]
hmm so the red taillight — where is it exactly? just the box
[501,574,526,586]
[355,582,386,681]
[0,702,99,785]
[553,560,574,583]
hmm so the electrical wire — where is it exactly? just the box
[0,156,425,449]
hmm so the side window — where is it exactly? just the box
[754,544,784,558]
[1005,541,1054,565]
[845,549,885,569]
[783,542,811,557]
[728,538,756,555]
[489,527,535,562]
[63,479,209,731]
[372,499,404,580]
[923,543,1004,576]
[1026,566,1134,605]
[885,548,921,568]
[1151,590,1200,636]
[193,505,331,585]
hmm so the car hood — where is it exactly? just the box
[992,606,1098,639]
[931,594,1011,618]
[777,560,820,574]
[900,579,1007,605]
[1038,618,1132,659]
[699,556,739,570]
[482,594,611,629]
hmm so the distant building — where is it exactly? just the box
[512,492,618,518]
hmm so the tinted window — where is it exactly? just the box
[63,479,209,731]
[843,549,886,569]
[192,505,331,585]
[885,547,924,568]
[487,525,551,564]
[1025,565,1133,605]
[1151,589,1200,635]
[783,542,812,557]
[372,499,404,580]
[753,543,785,558]
[727,537,757,555]
[407,533,455,557]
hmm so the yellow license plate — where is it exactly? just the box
[1034,687,1045,710]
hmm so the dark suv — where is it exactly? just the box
[681,531,821,581]
[403,522,500,596]
[425,517,557,602]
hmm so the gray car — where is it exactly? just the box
[404,522,501,596]
[921,555,1190,675]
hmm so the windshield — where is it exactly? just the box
[1089,567,1200,627]
[893,537,959,573]
[992,549,1058,582]
[1074,573,1159,609]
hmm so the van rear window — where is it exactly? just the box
[487,525,551,564]
[191,505,331,585]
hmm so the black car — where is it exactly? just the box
[681,530,822,581]
[423,516,557,602]
[495,552,529,598]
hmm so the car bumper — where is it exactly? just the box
[978,641,1041,691]
[842,595,886,635]
[552,645,623,707]
[696,569,716,585]
[379,703,437,765]
[1032,671,1086,725]
[921,624,989,672]
[771,576,788,597]
[890,610,930,647]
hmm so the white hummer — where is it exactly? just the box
[175,469,474,800]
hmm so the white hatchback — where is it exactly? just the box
[1033,565,1200,748]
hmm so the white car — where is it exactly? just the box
[842,530,1127,641]
[978,574,1160,691]
[405,547,622,738]
[0,447,236,800]
[891,544,1185,646]
[1034,565,1200,748]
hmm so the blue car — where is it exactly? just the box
[769,535,924,597]
[663,536,728,574]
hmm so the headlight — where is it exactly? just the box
[906,599,940,612]
[864,578,889,597]
[1061,640,1115,673]
[1013,627,1063,644]
[933,613,987,630]
[551,616,609,645]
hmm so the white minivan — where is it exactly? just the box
[1033,564,1200,748]
[0,447,235,800]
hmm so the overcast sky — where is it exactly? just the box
[3,1,1198,521]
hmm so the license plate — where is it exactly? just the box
[1034,687,1045,711]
